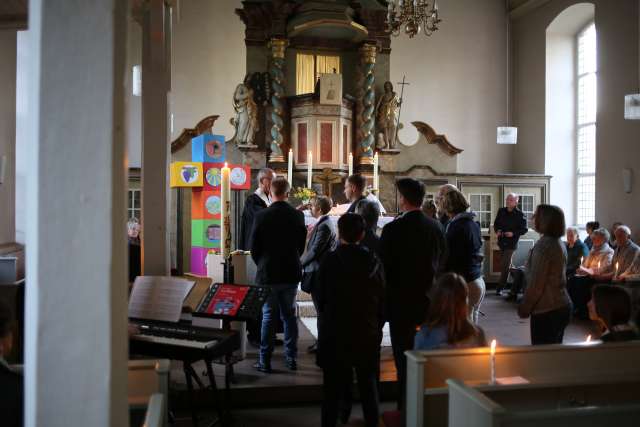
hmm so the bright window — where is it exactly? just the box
[576,23,596,225]
[469,194,492,229]
[517,194,535,226]
[128,189,141,220]
[296,53,341,95]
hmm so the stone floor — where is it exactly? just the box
[170,292,597,388]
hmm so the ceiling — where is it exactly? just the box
[0,0,27,29]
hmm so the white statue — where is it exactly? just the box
[230,83,259,146]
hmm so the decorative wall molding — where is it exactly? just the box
[412,121,464,156]
[170,115,219,153]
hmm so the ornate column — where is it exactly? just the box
[268,37,288,162]
[359,43,377,164]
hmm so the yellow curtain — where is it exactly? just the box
[296,53,315,95]
[316,55,341,78]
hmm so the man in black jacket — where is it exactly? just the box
[380,178,446,412]
[251,177,307,372]
[344,174,367,213]
[238,168,275,251]
[0,301,22,427]
[493,193,528,294]
[317,213,385,427]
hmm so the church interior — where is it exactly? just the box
[1,0,640,426]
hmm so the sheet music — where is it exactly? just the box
[128,276,195,322]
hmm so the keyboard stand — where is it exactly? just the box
[182,357,231,427]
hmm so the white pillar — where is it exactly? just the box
[24,0,129,426]
[0,30,16,244]
[141,0,171,275]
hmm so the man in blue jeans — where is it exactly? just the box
[251,177,307,372]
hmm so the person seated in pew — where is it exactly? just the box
[0,300,22,427]
[584,220,600,250]
[610,222,623,249]
[414,273,487,350]
[565,226,589,278]
[588,285,639,342]
[567,228,614,319]
[614,252,640,282]
[597,225,639,282]
[317,213,385,427]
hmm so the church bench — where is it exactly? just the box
[405,341,640,427]
[128,359,170,427]
[141,393,166,427]
[446,378,640,427]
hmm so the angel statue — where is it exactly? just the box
[230,82,259,146]
[375,81,401,150]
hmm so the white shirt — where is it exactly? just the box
[255,187,272,206]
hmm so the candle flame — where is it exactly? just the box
[224,162,228,168]
[580,256,584,265]
[616,262,619,270]
[586,335,592,343]
[490,339,497,355]
[597,261,601,269]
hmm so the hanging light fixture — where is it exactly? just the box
[624,93,640,120]
[385,0,441,38]
[497,2,517,144]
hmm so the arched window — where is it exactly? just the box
[576,22,596,225]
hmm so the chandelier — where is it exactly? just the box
[385,0,441,38]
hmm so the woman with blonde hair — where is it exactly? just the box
[440,190,485,324]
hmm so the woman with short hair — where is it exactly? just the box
[440,190,485,324]
[518,204,572,345]
[414,273,487,350]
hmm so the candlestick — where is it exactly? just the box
[220,163,231,259]
[373,152,379,191]
[348,152,354,177]
[307,151,313,188]
[288,148,293,185]
[490,339,496,384]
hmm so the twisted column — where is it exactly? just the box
[359,43,377,164]
[269,38,288,162]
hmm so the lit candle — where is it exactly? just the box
[348,152,354,177]
[307,150,313,188]
[615,261,619,277]
[586,334,592,343]
[220,163,231,259]
[288,148,293,185]
[597,260,601,273]
[580,256,584,266]
[373,152,379,191]
[490,339,497,385]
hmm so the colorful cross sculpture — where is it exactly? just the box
[169,134,251,275]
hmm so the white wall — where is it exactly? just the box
[512,0,640,239]
[0,30,16,244]
[391,0,513,174]
[16,30,29,244]
[171,0,245,141]
[125,19,142,168]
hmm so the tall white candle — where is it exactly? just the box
[348,152,354,177]
[490,339,497,384]
[288,148,293,185]
[220,163,231,259]
[373,152,379,191]
[307,151,313,188]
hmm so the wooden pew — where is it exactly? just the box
[447,378,640,427]
[128,359,170,427]
[405,342,640,427]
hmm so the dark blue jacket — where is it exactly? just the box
[445,212,483,282]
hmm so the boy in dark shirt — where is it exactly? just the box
[317,213,385,427]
